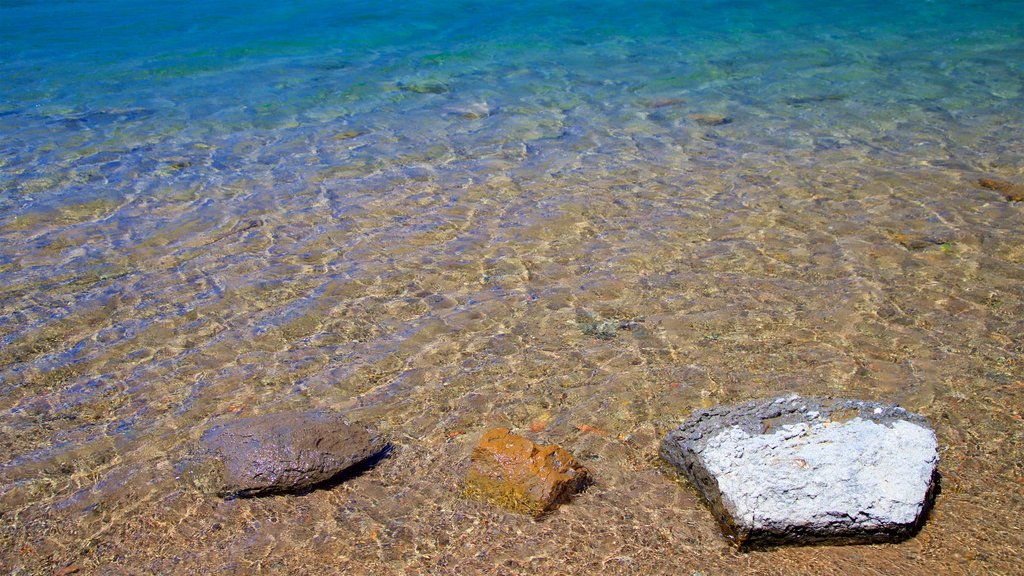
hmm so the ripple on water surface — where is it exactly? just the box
[1,0,1024,574]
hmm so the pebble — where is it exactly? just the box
[689,114,732,126]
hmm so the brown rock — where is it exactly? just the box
[889,232,945,251]
[576,423,608,436]
[979,178,1024,201]
[465,428,589,517]
[190,411,388,497]
[689,113,731,126]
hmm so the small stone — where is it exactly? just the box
[333,129,366,141]
[645,97,685,109]
[576,423,608,436]
[449,101,491,120]
[661,395,939,548]
[978,178,1024,201]
[689,114,731,126]
[465,428,589,517]
[784,94,845,106]
[398,81,449,94]
[189,411,388,498]
[576,309,643,339]
[889,232,946,251]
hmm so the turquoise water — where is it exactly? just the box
[2,1,1024,574]
[3,0,1022,199]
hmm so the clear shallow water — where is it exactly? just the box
[1,1,1023,573]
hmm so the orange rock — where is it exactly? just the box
[465,428,589,517]
[528,418,548,433]
[576,423,608,436]
[979,178,1024,201]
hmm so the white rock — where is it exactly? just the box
[661,395,939,547]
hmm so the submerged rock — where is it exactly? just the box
[661,395,939,548]
[192,411,388,498]
[978,178,1024,201]
[465,428,589,517]
[398,81,449,94]
[784,94,845,106]
[888,231,948,251]
[689,113,731,126]
[575,309,643,339]
[645,97,686,109]
[448,101,492,120]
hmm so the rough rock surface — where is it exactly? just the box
[465,428,589,517]
[661,395,939,548]
[193,411,388,497]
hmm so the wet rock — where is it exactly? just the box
[689,113,731,126]
[465,428,589,517]
[398,81,449,94]
[192,411,388,498]
[978,178,1024,201]
[423,292,457,310]
[645,97,685,109]
[784,94,845,106]
[333,129,367,141]
[576,309,643,339]
[888,232,947,251]
[166,159,191,170]
[661,395,939,548]
[448,101,492,120]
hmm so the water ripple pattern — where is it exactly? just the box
[1,1,1023,574]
